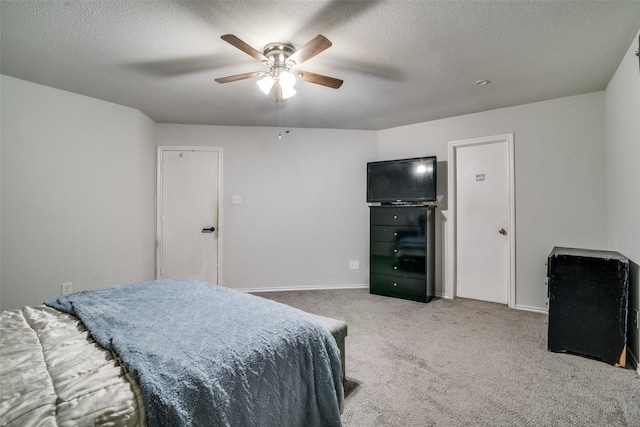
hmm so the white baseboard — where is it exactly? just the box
[515,304,548,314]
[243,286,549,312]
[242,286,454,299]
[236,284,369,293]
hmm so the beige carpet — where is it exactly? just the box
[254,289,640,426]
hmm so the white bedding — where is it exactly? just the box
[0,305,146,426]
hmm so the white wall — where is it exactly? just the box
[377,92,607,311]
[0,75,157,311]
[156,124,376,291]
[605,29,640,367]
[1,74,609,314]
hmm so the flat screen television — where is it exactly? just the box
[367,156,437,204]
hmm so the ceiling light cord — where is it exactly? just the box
[277,102,290,140]
[278,104,283,140]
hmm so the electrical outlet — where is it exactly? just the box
[61,282,73,295]
[232,195,242,205]
[349,260,359,270]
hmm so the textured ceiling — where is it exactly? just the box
[1,1,639,131]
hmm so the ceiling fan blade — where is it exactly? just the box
[221,34,271,64]
[296,70,343,89]
[287,35,332,66]
[214,71,263,84]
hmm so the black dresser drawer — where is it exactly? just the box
[370,206,426,226]
[370,225,423,242]
[370,242,398,257]
[370,226,400,242]
[370,242,426,260]
[370,274,426,302]
[371,255,425,279]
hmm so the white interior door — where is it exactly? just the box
[157,147,222,284]
[449,134,515,306]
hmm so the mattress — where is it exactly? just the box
[1,284,348,426]
[0,305,146,426]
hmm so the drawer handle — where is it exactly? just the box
[393,249,398,253]
[394,232,398,236]
[393,215,398,219]
[393,266,398,270]
[393,282,398,287]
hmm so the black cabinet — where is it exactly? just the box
[369,206,435,302]
[547,247,630,366]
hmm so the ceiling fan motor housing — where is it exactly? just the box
[263,42,296,67]
[262,42,301,83]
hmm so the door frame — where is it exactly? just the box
[156,146,224,284]
[446,134,515,308]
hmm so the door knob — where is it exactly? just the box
[202,227,216,233]
[499,228,507,235]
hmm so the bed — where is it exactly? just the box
[0,279,347,426]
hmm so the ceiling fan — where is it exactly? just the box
[215,34,343,102]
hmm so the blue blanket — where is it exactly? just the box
[45,279,343,426]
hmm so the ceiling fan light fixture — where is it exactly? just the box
[279,70,297,89]
[257,75,275,94]
[281,85,297,99]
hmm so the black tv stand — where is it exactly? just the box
[369,205,435,302]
